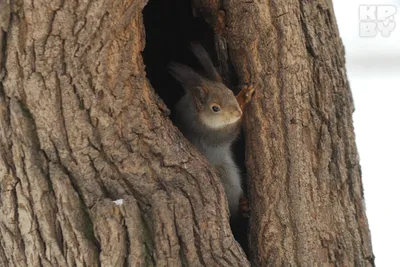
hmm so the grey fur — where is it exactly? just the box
[170,47,243,217]
[175,93,243,217]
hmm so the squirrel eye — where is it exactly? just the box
[211,105,221,112]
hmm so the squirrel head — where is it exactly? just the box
[169,62,242,130]
[169,44,242,129]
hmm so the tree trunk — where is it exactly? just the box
[0,0,374,266]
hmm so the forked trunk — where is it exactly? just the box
[0,0,374,266]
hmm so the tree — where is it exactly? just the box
[0,0,374,266]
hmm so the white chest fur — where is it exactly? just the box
[195,142,243,217]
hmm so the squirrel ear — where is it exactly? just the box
[189,43,223,83]
[168,62,208,106]
[168,62,202,89]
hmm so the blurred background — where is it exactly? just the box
[332,0,400,266]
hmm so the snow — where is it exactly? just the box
[113,199,124,206]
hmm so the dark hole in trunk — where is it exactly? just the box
[142,0,249,256]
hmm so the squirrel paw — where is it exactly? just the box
[236,85,255,111]
[239,196,250,218]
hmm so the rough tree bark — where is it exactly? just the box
[0,0,373,266]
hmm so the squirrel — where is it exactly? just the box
[169,44,254,218]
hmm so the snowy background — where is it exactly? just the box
[332,1,400,266]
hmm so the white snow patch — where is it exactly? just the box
[113,199,124,206]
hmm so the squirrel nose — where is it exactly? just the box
[233,109,242,118]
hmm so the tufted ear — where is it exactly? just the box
[168,62,208,108]
[190,43,222,83]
